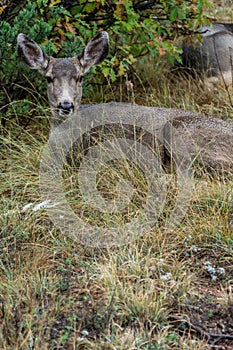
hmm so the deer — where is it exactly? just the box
[17,32,233,176]
[180,22,233,87]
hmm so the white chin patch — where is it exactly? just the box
[58,109,73,117]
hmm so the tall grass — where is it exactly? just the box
[1,2,233,347]
[1,71,232,349]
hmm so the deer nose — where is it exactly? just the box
[58,102,74,114]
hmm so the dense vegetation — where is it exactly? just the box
[0,0,210,127]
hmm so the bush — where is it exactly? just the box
[0,0,211,126]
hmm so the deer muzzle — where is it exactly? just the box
[58,102,74,115]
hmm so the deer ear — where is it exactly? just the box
[17,33,50,74]
[78,31,109,74]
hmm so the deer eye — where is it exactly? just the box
[46,77,54,84]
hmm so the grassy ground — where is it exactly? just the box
[1,2,233,350]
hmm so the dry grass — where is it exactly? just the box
[1,2,233,349]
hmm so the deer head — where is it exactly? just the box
[17,32,109,127]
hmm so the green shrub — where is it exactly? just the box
[0,0,211,126]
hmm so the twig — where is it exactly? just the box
[175,317,233,343]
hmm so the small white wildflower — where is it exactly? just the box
[205,264,216,274]
[190,245,201,252]
[161,272,173,281]
[209,266,216,273]
[211,275,218,281]
[204,261,219,280]
[80,330,89,336]
[184,235,192,246]
[149,266,157,272]
[217,267,225,275]
[157,259,165,266]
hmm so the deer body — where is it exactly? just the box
[17,33,233,175]
[180,22,233,86]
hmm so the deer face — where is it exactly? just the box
[44,57,83,119]
[17,32,109,126]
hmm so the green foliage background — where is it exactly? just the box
[0,0,210,126]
